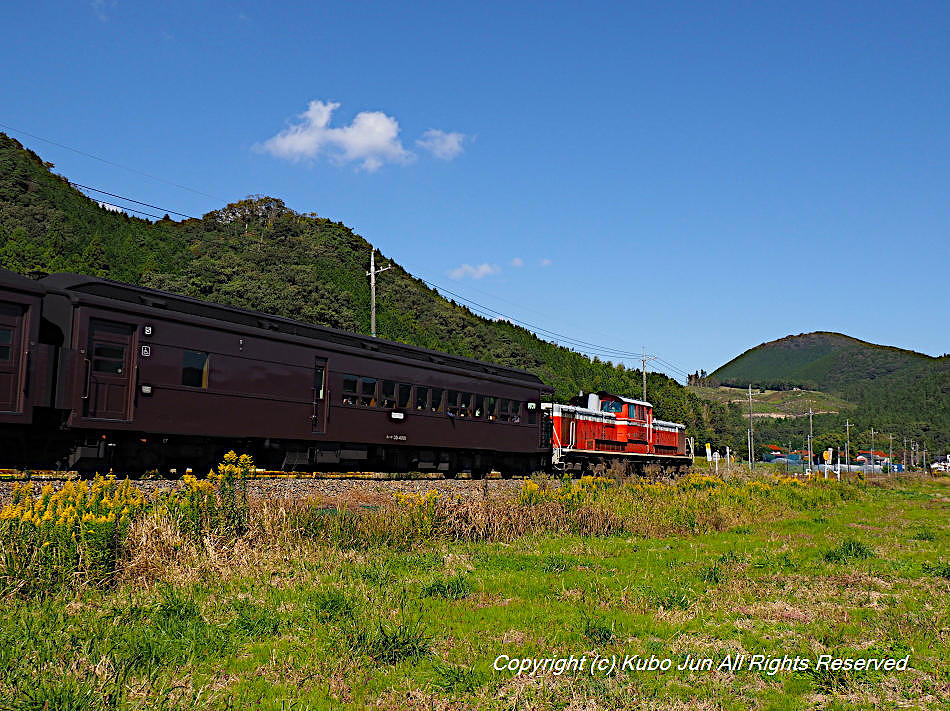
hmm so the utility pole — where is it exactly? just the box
[870,427,875,475]
[889,433,893,476]
[808,406,814,475]
[903,437,907,471]
[845,419,851,476]
[640,347,658,402]
[748,384,755,472]
[366,249,391,338]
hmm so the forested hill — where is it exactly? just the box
[711,332,944,393]
[710,332,950,454]
[0,132,742,443]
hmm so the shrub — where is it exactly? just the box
[230,599,283,636]
[349,618,431,664]
[583,617,616,645]
[431,660,485,693]
[0,476,146,594]
[310,587,355,622]
[923,562,950,579]
[421,574,472,600]
[824,539,875,563]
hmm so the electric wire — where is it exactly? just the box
[70,182,198,219]
[98,204,165,220]
[419,277,645,358]
[419,276,692,380]
[0,122,224,201]
[65,182,694,379]
[0,126,697,379]
[417,276,695,381]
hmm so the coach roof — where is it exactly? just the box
[40,272,550,389]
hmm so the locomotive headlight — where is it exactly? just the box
[390,411,405,421]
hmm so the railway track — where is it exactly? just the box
[0,468,530,482]
[0,473,526,507]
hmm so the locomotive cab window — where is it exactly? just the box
[342,374,358,405]
[0,327,12,361]
[181,350,209,388]
[93,344,126,375]
[527,402,538,425]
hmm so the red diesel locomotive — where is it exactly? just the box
[544,392,691,475]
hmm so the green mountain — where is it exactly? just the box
[0,132,743,444]
[708,332,950,456]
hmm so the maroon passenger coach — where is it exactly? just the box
[0,269,552,475]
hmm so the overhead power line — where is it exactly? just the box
[70,182,198,219]
[418,277,642,357]
[416,275,695,382]
[97,203,164,220]
[1,130,696,380]
[418,277,691,380]
[0,121,224,201]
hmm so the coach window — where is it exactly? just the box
[527,402,538,425]
[398,383,412,409]
[510,400,522,424]
[498,398,510,422]
[360,377,377,407]
[0,327,12,361]
[342,375,358,405]
[415,386,429,410]
[446,390,460,416]
[474,395,485,418]
[459,392,473,417]
[486,396,497,421]
[181,350,209,387]
[381,380,397,408]
[430,388,444,413]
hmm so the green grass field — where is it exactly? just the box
[1,473,947,710]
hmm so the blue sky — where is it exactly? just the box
[3,1,948,380]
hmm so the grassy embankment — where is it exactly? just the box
[1,459,947,710]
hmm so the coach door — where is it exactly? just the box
[0,303,24,413]
[311,358,327,433]
[84,320,134,421]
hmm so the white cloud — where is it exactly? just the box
[91,0,115,21]
[449,263,500,280]
[257,100,413,172]
[510,257,524,268]
[416,129,466,160]
[539,258,552,267]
